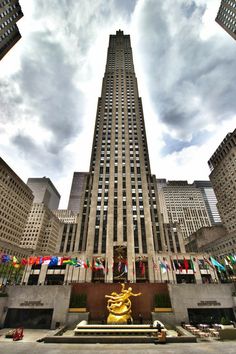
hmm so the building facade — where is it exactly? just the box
[185,225,236,260]
[67,172,88,214]
[208,129,236,235]
[73,30,166,283]
[0,0,23,60]
[20,203,62,254]
[216,0,236,40]
[27,177,60,210]
[157,179,211,240]
[193,180,221,225]
[0,157,33,248]
[53,210,78,253]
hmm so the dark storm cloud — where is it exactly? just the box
[137,0,236,147]
[11,133,64,174]
[0,80,23,123]
[14,31,83,154]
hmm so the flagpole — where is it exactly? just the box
[21,262,28,285]
[170,256,175,284]
[158,258,162,283]
[152,258,156,283]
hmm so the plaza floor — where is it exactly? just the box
[0,341,236,354]
[0,328,235,354]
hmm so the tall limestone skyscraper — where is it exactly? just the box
[74,30,166,283]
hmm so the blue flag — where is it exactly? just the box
[210,257,226,271]
[49,256,58,267]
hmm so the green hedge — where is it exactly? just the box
[70,293,87,308]
[0,293,8,298]
[154,293,171,308]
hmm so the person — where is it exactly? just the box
[138,313,143,324]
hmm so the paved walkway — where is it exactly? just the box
[0,341,235,354]
[0,328,235,354]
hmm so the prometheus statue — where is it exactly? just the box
[105,283,141,324]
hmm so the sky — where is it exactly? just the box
[0,0,236,208]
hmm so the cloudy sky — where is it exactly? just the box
[1,0,236,208]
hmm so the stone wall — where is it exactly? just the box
[0,285,71,329]
[72,283,169,320]
[168,283,235,324]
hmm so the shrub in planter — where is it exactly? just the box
[70,293,87,308]
[154,294,171,308]
[0,293,8,298]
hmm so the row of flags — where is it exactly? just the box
[0,253,236,274]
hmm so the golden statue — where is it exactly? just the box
[105,283,141,324]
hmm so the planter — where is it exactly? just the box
[154,307,173,313]
[68,308,87,313]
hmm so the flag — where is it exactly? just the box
[42,256,51,265]
[118,261,122,273]
[1,254,11,263]
[21,258,28,266]
[176,256,183,272]
[49,256,58,267]
[94,259,104,271]
[163,257,170,271]
[183,258,189,273]
[57,257,64,265]
[152,258,158,270]
[12,256,20,268]
[203,257,214,269]
[75,259,82,268]
[62,257,72,264]
[70,258,78,266]
[210,257,226,271]
[83,258,91,269]
[124,261,128,273]
[139,261,145,276]
[228,255,236,265]
[224,258,233,270]
[190,256,196,273]
[170,256,176,272]
[86,258,91,269]
[159,260,167,274]
[28,256,37,265]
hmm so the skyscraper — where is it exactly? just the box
[74,30,165,283]
[67,172,88,214]
[215,0,236,40]
[0,0,24,60]
[27,177,60,210]
[156,179,211,240]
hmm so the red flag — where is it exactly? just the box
[28,256,37,265]
[183,258,189,273]
[21,258,28,266]
[139,261,145,276]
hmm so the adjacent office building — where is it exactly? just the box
[185,224,236,259]
[215,0,236,40]
[67,172,88,214]
[27,177,60,210]
[208,129,236,235]
[0,157,33,255]
[0,0,24,60]
[193,180,221,225]
[53,210,78,253]
[20,203,62,254]
[157,180,211,240]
